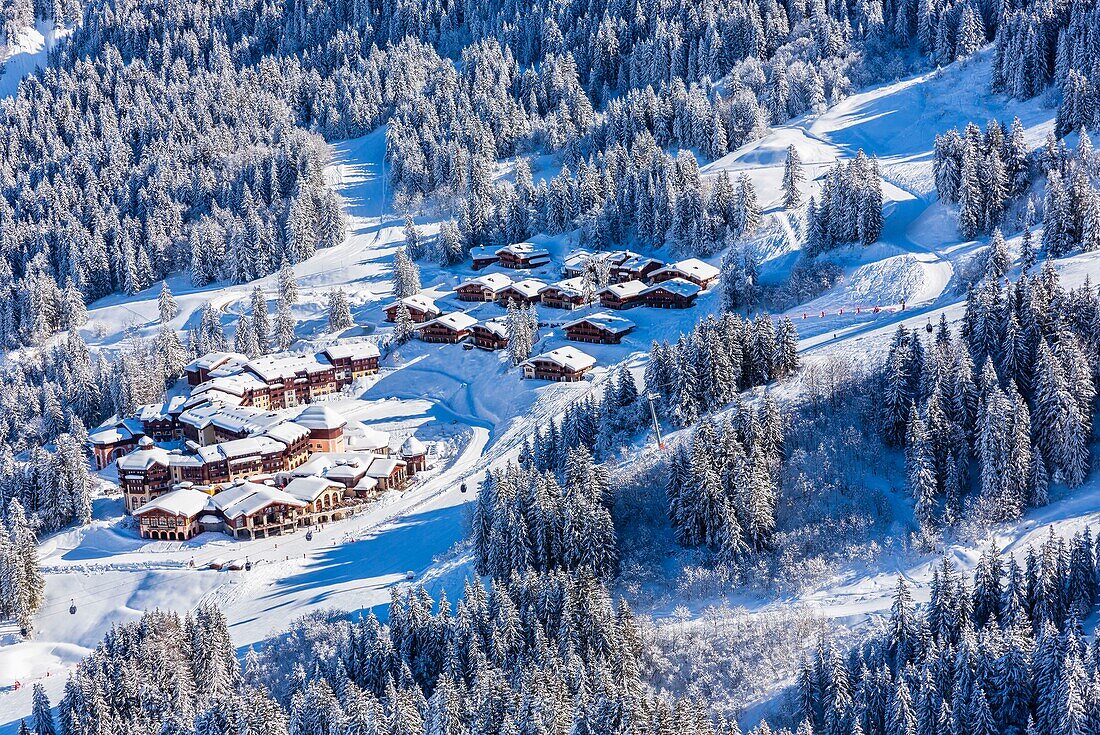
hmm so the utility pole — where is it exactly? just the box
[646,392,664,450]
[375,131,388,243]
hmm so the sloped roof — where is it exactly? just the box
[458,273,512,292]
[600,280,648,298]
[504,279,548,298]
[185,352,247,372]
[244,352,332,383]
[653,258,720,282]
[474,319,509,339]
[564,312,636,334]
[496,242,551,259]
[283,476,343,503]
[117,441,171,471]
[644,277,702,297]
[322,342,380,361]
[211,481,307,519]
[295,405,348,431]
[133,488,211,518]
[422,312,478,332]
[527,346,597,372]
[388,293,440,315]
[400,436,427,457]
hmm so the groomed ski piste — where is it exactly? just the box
[1,46,1099,730]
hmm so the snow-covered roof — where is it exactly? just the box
[89,420,143,446]
[600,280,648,299]
[185,352,247,372]
[475,319,509,338]
[134,488,211,518]
[117,441,171,470]
[527,346,597,372]
[470,246,500,261]
[653,258,720,283]
[388,293,441,316]
[190,372,269,398]
[135,396,187,422]
[562,249,594,269]
[264,421,310,445]
[283,451,383,481]
[195,435,287,463]
[183,390,244,410]
[322,342,380,361]
[345,423,390,451]
[497,242,551,260]
[367,457,406,478]
[245,352,332,383]
[178,403,280,433]
[294,405,348,431]
[565,312,636,334]
[211,481,307,519]
[504,279,548,298]
[400,436,427,457]
[458,273,512,292]
[283,476,343,503]
[644,277,702,298]
[423,312,478,332]
[617,253,663,271]
[545,277,589,296]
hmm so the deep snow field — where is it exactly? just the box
[1,48,1099,730]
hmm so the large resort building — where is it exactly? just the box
[94,342,432,542]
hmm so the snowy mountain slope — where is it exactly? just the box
[0,21,68,98]
[2,48,1099,733]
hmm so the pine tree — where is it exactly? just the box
[158,281,178,324]
[327,289,354,332]
[783,145,805,209]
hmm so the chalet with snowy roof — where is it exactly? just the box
[471,319,509,350]
[522,346,597,382]
[540,277,592,310]
[400,436,428,475]
[611,254,664,283]
[283,452,407,493]
[88,418,146,469]
[498,279,547,307]
[212,481,308,540]
[136,396,188,442]
[384,294,441,323]
[599,280,648,309]
[470,246,500,270]
[364,456,408,490]
[651,258,720,289]
[134,487,211,541]
[242,353,338,408]
[282,476,347,525]
[496,242,552,269]
[117,437,174,511]
[193,432,309,486]
[345,423,391,454]
[178,403,286,446]
[294,405,349,453]
[321,342,380,382]
[563,313,636,344]
[642,278,702,309]
[186,372,269,409]
[417,312,478,343]
[562,249,598,278]
[455,273,512,302]
[185,352,248,386]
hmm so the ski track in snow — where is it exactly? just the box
[3,50,1100,731]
